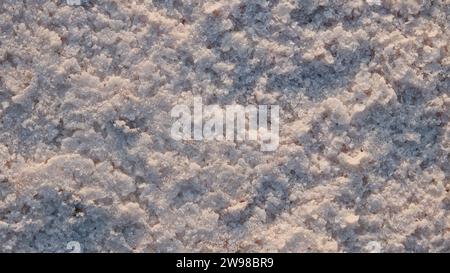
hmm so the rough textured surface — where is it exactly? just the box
[0,0,449,252]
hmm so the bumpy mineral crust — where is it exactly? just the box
[0,0,449,252]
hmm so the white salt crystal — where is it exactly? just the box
[366,0,382,5]
[67,0,82,5]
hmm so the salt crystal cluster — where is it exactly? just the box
[0,0,448,252]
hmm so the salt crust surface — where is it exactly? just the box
[0,0,449,252]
